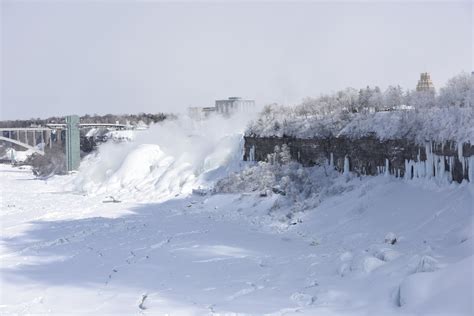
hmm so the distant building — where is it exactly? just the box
[416,72,435,92]
[215,97,255,116]
[188,97,255,120]
[188,106,216,121]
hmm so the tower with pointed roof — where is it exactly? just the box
[416,72,435,92]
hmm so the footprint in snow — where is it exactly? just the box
[290,292,316,306]
[138,294,148,310]
[226,282,264,301]
[105,269,118,285]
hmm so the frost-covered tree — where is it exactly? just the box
[383,85,405,109]
[215,145,335,203]
[358,87,372,111]
[246,71,472,143]
[368,86,384,112]
[407,90,436,109]
[336,88,359,113]
[438,72,473,107]
[279,144,292,164]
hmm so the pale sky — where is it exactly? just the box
[1,0,472,120]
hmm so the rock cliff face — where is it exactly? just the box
[243,136,474,183]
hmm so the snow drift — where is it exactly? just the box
[74,113,254,202]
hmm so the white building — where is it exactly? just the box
[188,106,216,121]
[188,97,255,120]
[215,97,255,116]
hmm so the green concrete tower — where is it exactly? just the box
[66,115,80,171]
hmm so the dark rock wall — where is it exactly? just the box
[243,136,474,182]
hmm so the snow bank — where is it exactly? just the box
[105,129,135,141]
[74,112,255,201]
[398,256,473,315]
[85,128,136,142]
[1,148,37,162]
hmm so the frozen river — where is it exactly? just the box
[1,164,472,315]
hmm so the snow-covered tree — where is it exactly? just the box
[438,72,473,107]
[246,71,473,143]
[368,86,384,112]
[358,86,372,111]
[279,144,292,164]
[383,85,405,109]
[336,88,359,113]
[407,90,436,109]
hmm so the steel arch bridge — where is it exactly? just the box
[0,128,53,155]
[0,123,129,157]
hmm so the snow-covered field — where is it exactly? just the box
[1,114,473,315]
[1,161,473,315]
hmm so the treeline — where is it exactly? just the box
[293,72,472,117]
[246,72,474,143]
[0,112,174,128]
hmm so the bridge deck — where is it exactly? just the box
[0,128,52,132]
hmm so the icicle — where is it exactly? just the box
[448,156,454,182]
[404,159,409,180]
[249,145,255,161]
[329,153,334,168]
[441,156,446,179]
[458,143,466,177]
[405,159,414,180]
[414,160,420,178]
[421,161,425,178]
[343,156,350,176]
[385,159,390,177]
[434,156,439,179]
[464,157,469,179]
[425,142,434,178]
[457,142,463,160]
[435,156,446,181]
[468,156,474,183]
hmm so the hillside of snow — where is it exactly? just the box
[1,164,473,315]
[1,112,473,315]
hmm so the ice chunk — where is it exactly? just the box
[384,232,397,245]
[415,255,439,273]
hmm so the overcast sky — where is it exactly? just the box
[1,0,472,120]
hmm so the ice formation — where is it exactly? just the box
[249,145,255,162]
[74,113,252,201]
[343,155,350,176]
[403,141,472,182]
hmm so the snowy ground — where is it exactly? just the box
[1,164,472,315]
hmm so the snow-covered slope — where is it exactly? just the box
[73,114,248,202]
[1,164,472,315]
[1,111,473,315]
